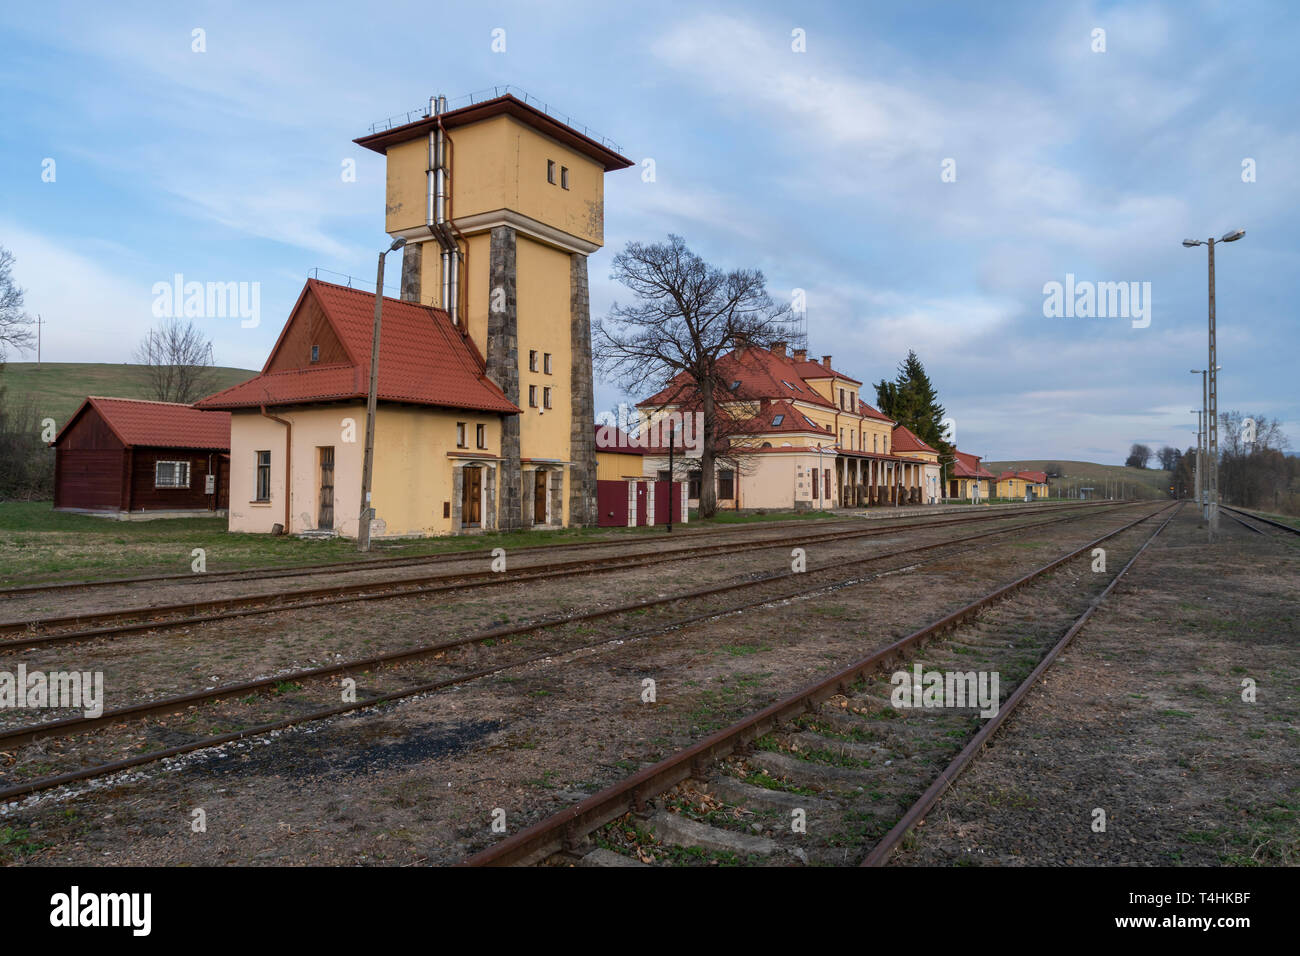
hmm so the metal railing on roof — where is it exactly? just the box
[366,85,623,154]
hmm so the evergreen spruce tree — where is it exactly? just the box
[876,351,949,456]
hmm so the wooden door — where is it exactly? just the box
[318,447,334,530]
[463,466,482,527]
[533,470,548,524]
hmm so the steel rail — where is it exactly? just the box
[456,503,1175,866]
[0,503,1132,750]
[0,502,1125,648]
[0,502,1097,600]
[860,502,1181,866]
[1220,504,1300,536]
[0,504,1154,804]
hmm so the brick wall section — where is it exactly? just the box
[400,242,423,302]
[568,252,597,526]
[489,226,523,530]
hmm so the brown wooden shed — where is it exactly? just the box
[52,397,231,514]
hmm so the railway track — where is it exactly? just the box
[0,501,1119,648]
[0,502,1156,806]
[0,501,1090,601]
[1221,504,1300,536]
[455,502,1178,866]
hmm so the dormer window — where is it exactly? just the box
[780,380,801,392]
[772,414,784,426]
[729,380,741,391]
[311,345,319,364]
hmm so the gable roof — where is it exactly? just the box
[952,448,997,479]
[638,345,892,423]
[196,279,518,414]
[55,397,230,450]
[997,469,1048,484]
[890,423,939,455]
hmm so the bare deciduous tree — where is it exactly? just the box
[1125,443,1153,469]
[0,246,35,363]
[133,318,218,404]
[594,235,795,518]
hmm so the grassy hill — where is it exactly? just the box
[985,459,1173,499]
[0,362,258,427]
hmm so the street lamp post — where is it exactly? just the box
[357,236,407,552]
[1183,229,1244,538]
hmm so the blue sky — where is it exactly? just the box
[2,0,1296,463]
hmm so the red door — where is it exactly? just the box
[653,480,682,525]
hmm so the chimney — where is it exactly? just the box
[793,348,807,362]
[759,397,770,411]
[822,354,833,369]
[771,340,787,357]
[733,332,749,356]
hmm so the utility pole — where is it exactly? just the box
[1191,406,1203,511]
[357,237,407,552]
[1184,229,1244,539]
[35,314,45,368]
[666,422,675,533]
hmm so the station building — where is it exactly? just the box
[198,93,632,538]
[635,342,939,511]
[995,470,1049,499]
[948,449,997,500]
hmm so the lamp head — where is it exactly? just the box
[1220,228,1245,243]
[1182,239,1202,247]
[388,237,407,252]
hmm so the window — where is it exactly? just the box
[529,385,538,408]
[852,393,857,412]
[476,424,486,449]
[456,422,467,448]
[311,344,320,364]
[688,470,702,499]
[772,414,784,426]
[529,350,538,372]
[812,468,819,499]
[873,434,878,452]
[155,460,190,488]
[761,441,772,448]
[547,160,556,184]
[781,380,801,392]
[657,470,671,482]
[255,451,271,501]
[543,386,553,409]
[729,380,740,391]
[543,352,553,375]
[560,166,569,189]
[840,428,844,445]
[718,469,735,500]
[839,388,845,409]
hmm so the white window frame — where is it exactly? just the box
[155,460,190,489]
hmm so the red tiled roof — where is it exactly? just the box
[996,470,1048,484]
[638,346,891,422]
[890,424,939,455]
[792,358,862,385]
[952,449,996,479]
[56,397,230,450]
[196,280,518,414]
[734,399,832,436]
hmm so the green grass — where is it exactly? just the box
[0,362,258,427]
[0,499,840,586]
[985,458,1172,500]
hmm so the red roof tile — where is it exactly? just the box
[952,448,996,479]
[196,280,518,414]
[638,345,891,422]
[890,424,939,455]
[56,397,230,450]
